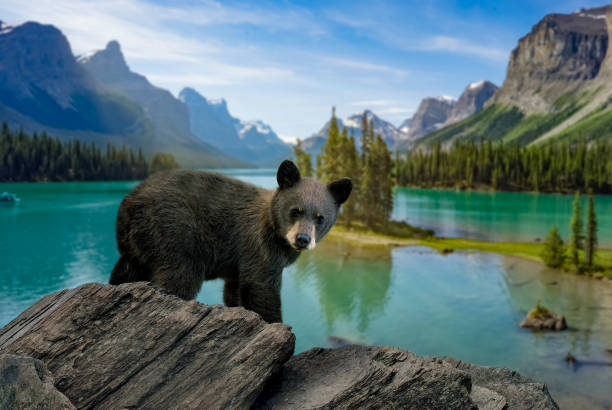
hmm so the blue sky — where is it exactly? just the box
[1,0,611,142]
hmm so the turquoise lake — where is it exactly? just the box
[1,169,611,409]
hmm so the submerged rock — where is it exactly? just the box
[0,282,558,409]
[520,304,568,331]
[0,282,295,409]
[0,354,75,409]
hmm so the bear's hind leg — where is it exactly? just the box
[109,256,150,285]
[150,259,204,300]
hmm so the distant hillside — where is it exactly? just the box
[179,87,291,166]
[414,5,612,149]
[0,21,247,168]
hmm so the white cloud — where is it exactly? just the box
[420,36,508,62]
[318,56,409,77]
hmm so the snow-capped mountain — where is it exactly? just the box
[180,87,292,166]
[400,96,457,141]
[396,81,498,150]
[443,81,498,126]
[301,110,405,156]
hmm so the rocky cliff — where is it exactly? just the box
[491,6,609,114]
[0,282,559,409]
[414,5,612,149]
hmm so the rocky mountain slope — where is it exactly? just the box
[414,5,612,149]
[0,282,559,409]
[179,87,292,166]
[78,40,193,141]
[402,95,456,139]
[302,110,404,157]
[0,21,246,168]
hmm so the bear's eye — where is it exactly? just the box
[290,208,302,219]
[316,215,325,225]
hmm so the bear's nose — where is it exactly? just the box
[295,233,310,249]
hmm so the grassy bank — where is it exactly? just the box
[329,224,612,279]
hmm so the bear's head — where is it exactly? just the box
[272,160,352,251]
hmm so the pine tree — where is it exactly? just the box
[542,226,565,268]
[569,191,584,270]
[317,107,343,181]
[585,192,598,267]
[293,138,313,177]
[338,128,361,225]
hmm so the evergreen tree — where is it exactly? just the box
[337,128,361,225]
[150,152,179,174]
[317,107,343,181]
[569,191,584,270]
[585,192,598,267]
[293,138,313,177]
[541,226,565,268]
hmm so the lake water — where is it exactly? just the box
[1,169,611,409]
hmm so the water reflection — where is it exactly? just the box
[295,239,392,332]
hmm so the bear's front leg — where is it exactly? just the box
[239,269,282,323]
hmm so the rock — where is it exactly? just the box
[256,345,559,409]
[443,356,559,410]
[0,283,559,409]
[520,305,568,331]
[0,282,295,409]
[0,353,75,410]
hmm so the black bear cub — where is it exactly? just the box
[109,160,352,323]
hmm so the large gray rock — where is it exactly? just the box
[0,354,75,410]
[443,357,559,410]
[256,345,559,409]
[0,282,295,409]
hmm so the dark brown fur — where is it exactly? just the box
[109,161,351,323]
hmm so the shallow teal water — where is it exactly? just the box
[1,171,611,408]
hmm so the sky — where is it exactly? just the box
[1,0,611,143]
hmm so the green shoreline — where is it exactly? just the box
[328,226,612,279]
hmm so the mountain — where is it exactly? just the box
[179,87,292,166]
[302,110,404,156]
[0,21,246,168]
[414,6,612,149]
[396,82,498,150]
[78,40,192,140]
[77,40,246,168]
[401,96,456,141]
[444,81,499,125]
[0,21,147,137]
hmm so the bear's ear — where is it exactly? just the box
[277,160,301,190]
[328,178,352,205]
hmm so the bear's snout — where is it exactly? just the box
[295,233,311,249]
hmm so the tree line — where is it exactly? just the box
[396,138,612,194]
[0,123,178,182]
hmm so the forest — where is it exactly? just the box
[396,138,612,194]
[0,123,178,182]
